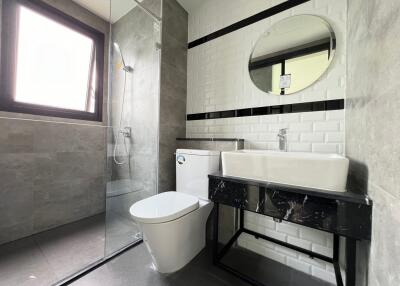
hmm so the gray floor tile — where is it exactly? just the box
[71,242,332,286]
[222,247,334,286]
[71,243,249,286]
[105,210,140,256]
[0,211,143,286]
[0,214,335,286]
[34,215,105,279]
[0,238,58,286]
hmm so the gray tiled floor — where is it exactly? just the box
[71,243,334,286]
[0,237,58,286]
[0,211,139,286]
[0,215,105,286]
[35,215,105,279]
[0,208,333,286]
[0,180,145,286]
[105,210,141,256]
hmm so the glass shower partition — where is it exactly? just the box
[105,0,162,257]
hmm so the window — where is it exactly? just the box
[284,50,330,94]
[249,39,332,95]
[0,0,104,121]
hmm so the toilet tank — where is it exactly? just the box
[176,149,220,200]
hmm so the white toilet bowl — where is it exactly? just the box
[130,191,213,273]
[130,149,220,273]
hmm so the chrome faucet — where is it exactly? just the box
[277,128,288,152]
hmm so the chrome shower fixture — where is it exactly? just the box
[113,42,133,73]
[120,127,131,138]
[113,42,133,166]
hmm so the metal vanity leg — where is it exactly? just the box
[346,238,357,286]
[213,202,219,264]
[239,208,244,230]
[333,235,344,286]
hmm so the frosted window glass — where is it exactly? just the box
[15,6,94,112]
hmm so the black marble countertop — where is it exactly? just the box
[208,172,373,240]
[209,172,372,206]
[176,138,244,142]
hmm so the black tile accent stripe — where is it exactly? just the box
[188,0,311,49]
[186,99,344,121]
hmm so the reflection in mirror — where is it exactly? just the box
[249,15,336,96]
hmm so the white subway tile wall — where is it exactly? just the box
[187,110,345,154]
[186,0,347,283]
[187,0,347,114]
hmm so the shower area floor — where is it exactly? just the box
[0,212,139,286]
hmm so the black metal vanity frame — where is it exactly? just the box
[208,173,372,286]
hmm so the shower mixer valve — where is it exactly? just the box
[119,127,131,138]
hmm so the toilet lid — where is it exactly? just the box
[129,192,199,224]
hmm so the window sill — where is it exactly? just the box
[0,110,107,127]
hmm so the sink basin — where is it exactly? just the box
[222,150,349,192]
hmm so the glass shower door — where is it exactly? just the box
[105,0,162,257]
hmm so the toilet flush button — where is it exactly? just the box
[177,155,185,164]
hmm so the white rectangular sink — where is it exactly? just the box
[222,150,349,192]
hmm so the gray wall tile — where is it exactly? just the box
[109,3,161,206]
[162,0,189,44]
[0,184,34,243]
[139,0,162,19]
[158,0,188,193]
[0,118,107,244]
[0,0,110,244]
[346,0,400,285]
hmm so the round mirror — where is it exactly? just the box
[249,15,336,95]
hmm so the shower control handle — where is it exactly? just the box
[120,127,131,138]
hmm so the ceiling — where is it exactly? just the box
[72,0,138,23]
[73,0,196,22]
[176,0,201,13]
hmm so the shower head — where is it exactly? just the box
[113,42,125,66]
[113,42,133,72]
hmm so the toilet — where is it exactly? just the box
[129,149,220,273]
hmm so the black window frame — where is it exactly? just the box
[0,0,105,122]
[249,38,335,95]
